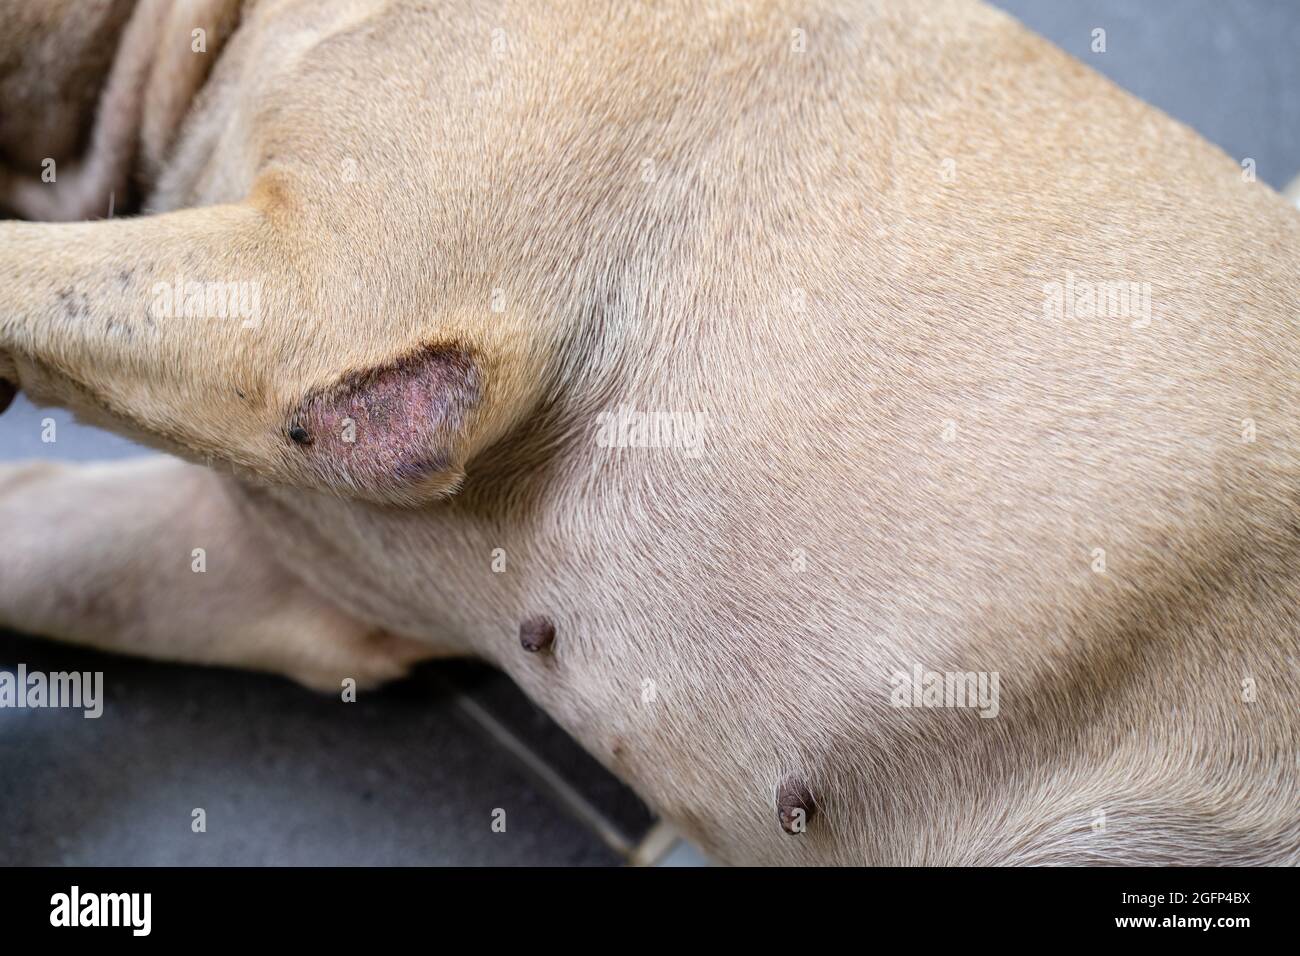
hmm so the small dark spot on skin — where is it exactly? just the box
[235,388,247,400]
[104,316,133,342]
[288,424,312,445]
[519,615,556,653]
[57,289,89,322]
[776,775,818,835]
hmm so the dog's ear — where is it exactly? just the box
[284,346,482,505]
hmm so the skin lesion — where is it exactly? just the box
[283,343,483,505]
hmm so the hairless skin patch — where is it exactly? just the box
[287,345,480,501]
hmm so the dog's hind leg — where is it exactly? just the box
[0,0,242,222]
[0,456,434,691]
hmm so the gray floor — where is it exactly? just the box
[997,0,1300,191]
[1,645,622,866]
[2,1,1299,866]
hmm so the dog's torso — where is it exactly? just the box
[4,0,1298,864]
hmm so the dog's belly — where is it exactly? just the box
[231,355,1300,866]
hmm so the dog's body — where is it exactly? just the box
[1,0,1297,865]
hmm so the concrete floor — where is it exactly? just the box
[2,1,1298,865]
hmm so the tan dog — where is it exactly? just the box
[1,0,1297,865]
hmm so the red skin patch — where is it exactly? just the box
[288,346,480,496]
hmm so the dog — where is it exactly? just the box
[1,0,1297,865]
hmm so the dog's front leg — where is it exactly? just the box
[0,198,295,463]
[1,191,487,506]
[0,456,435,690]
